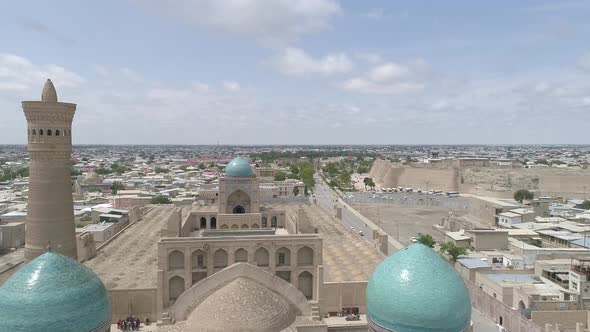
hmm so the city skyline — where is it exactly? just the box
[1,0,590,145]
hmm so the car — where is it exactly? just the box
[359,231,364,236]
[351,227,355,231]
[409,237,418,243]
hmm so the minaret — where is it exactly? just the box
[22,79,77,261]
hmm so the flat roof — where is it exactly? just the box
[83,223,116,232]
[100,214,124,219]
[499,212,521,218]
[457,258,491,269]
[485,274,539,284]
[446,231,471,241]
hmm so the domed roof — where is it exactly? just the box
[0,252,111,332]
[187,277,297,332]
[366,244,471,332]
[41,79,58,102]
[225,157,253,177]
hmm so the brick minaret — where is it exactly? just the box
[22,79,77,261]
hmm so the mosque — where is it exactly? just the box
[0,80,473,331]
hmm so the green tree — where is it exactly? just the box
[94,167,112,175]
[111,181,125,194]
[155,167,169,174]
[513,189,534,204]
[111,163,129,175]
[70,167,82,176]
[300,162,315,191]
[418,234,436,248]
[290,164,300,175]
[274,171,287,181]
[440,242,467,261]
[151,195,171,204]
[198,163,207,170]
[363,177,370,190]
[368,178,376,190]
[576,200,590,210]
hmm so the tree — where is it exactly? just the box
[513,189,534,204]
[576,200,590,210]
[198,163,207,170]
[274,171,287,181]
[368,178,376,190]
[290,164,300,175]
[94,167,112,175]
[418,234,436,248]
[151,195,171,204]
[111,181,125,194]
[155,167,169,174]
[440,242,467,261]
[111,163,128,175]
[363,177,370,190]
[293,186,300,196]
[300,162,315,191]
[70,167,82,176]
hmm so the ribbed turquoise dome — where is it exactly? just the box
[226,157,253,177]
[366,244,471,332]
[0,252,111,332]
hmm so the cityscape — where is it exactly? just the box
[1,1,590,332]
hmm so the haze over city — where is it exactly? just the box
[1,0,590,144]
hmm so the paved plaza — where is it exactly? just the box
[85,206,178,289]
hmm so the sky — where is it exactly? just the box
[1,0,590,145]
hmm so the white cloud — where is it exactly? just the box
[94,64,109,77]
[341,78,423,95]
[355,52,383,64]
[222,81,241,92]
[0,53,84,91]
[577,53,590,72]
[191,81,210,93]
[369,62,410,82]
[120,67,144,82]
[273,47,353,77]
[137,0,341,44]
[341,60,426,95]
[365,8,386,20]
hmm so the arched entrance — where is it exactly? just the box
[227,190,250,213]
[298,271,313,300]
[200,217,206,229]
[233,205,245,214]
[169,276,185,303]
[255,247,269,267]
[210,217,217,229]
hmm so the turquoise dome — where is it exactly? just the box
[366,244,471,332]
[226,157,253,177]
[0,252,111,332]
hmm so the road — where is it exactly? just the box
[313,175,375,242]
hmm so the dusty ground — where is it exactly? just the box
[354,203,468,245]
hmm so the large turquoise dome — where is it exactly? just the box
[226,157,253,177]
[366,244,471,332]
[0,252,111,332]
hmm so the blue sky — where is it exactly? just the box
[1,0,589,144]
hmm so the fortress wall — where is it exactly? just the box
[370,161,458,191]
[369,160,590,199]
